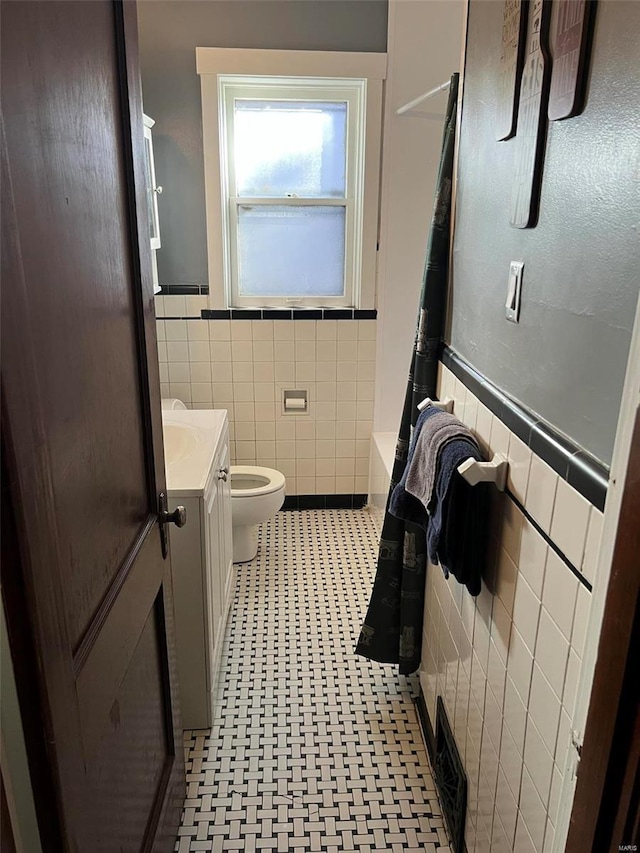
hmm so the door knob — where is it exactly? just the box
[158,491,187,558]
[162,505,187,527]
[218,467,229,481]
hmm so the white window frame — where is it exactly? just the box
[221,78,363,309]
[196,48,387,310]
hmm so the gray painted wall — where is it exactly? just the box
[137,0,388,288]
[450,0,640,465]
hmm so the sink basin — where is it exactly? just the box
[163,422,201,464]
[161,408,228,496]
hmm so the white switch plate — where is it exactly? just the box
[505,261,524,323]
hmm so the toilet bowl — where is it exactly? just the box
[230,466,286,563]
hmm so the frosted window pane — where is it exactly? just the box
[234,101,347,198]
[237,206,345,297]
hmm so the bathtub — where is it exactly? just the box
[367,431,397,532]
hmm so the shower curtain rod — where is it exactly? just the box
[396,79,451,115]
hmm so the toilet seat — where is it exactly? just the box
[161,398,188,411]
[230,466,286,498]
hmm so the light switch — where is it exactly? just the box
[505,261,524,323]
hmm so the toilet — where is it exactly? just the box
[161,400,286,563]
[230,466,286,563]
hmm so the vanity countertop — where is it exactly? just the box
[162,408,228,497]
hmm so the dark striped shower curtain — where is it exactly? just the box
[356,74,459,675]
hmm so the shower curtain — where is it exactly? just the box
[356,74,459,675]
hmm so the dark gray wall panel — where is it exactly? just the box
[450,0,640,465]
[138,0,388,288]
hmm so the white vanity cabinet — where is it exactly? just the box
[164,410,234,730]
[201,438,234,689]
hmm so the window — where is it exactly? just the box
[197,50,386,310]
[220,78,365,308]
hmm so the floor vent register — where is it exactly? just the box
[434,696,467,853]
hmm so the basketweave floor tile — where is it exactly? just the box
[176,510,445,851]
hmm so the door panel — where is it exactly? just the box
[75,526,165,760]
[1,2,185,851]
[83,601,169,851]
[2,0,151,648]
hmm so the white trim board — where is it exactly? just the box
[196,48,387,80]
[553,287,640,851]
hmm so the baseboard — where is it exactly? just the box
[280,493,368,510]
[415,689,437,764]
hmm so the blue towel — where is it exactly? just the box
[389,419,488,596]
[427,438,482,567]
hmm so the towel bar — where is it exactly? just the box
[417,396,454,413]
[457,453,508,491]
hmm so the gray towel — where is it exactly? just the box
[405,413,476,513]
[388,405,444,520]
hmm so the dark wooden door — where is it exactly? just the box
[1,2,185,851]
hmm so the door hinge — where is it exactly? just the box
[570,729,583,779]
[571,729,583,757]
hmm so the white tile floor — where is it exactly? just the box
[176,509,448,852]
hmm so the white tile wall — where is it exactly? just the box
[518,519,548,598]
[528,665,562,755]
[535,609,569,699]
[519,768,547,851]
[526,457,559,534]
[495,768,518,845]
[550,477,591,569]
[419,364,600,853]
[581,506,604,585]
[504,674,527,752]
[541,549,578,641]
[512,576,540,654]
[507,626,534,706]
[156,309,376,494]
[507,433,532,504]
[523,719,554,804]
[514,817,537,853]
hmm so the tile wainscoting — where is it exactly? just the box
[156,297,376,496]
[420,362,604,853]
